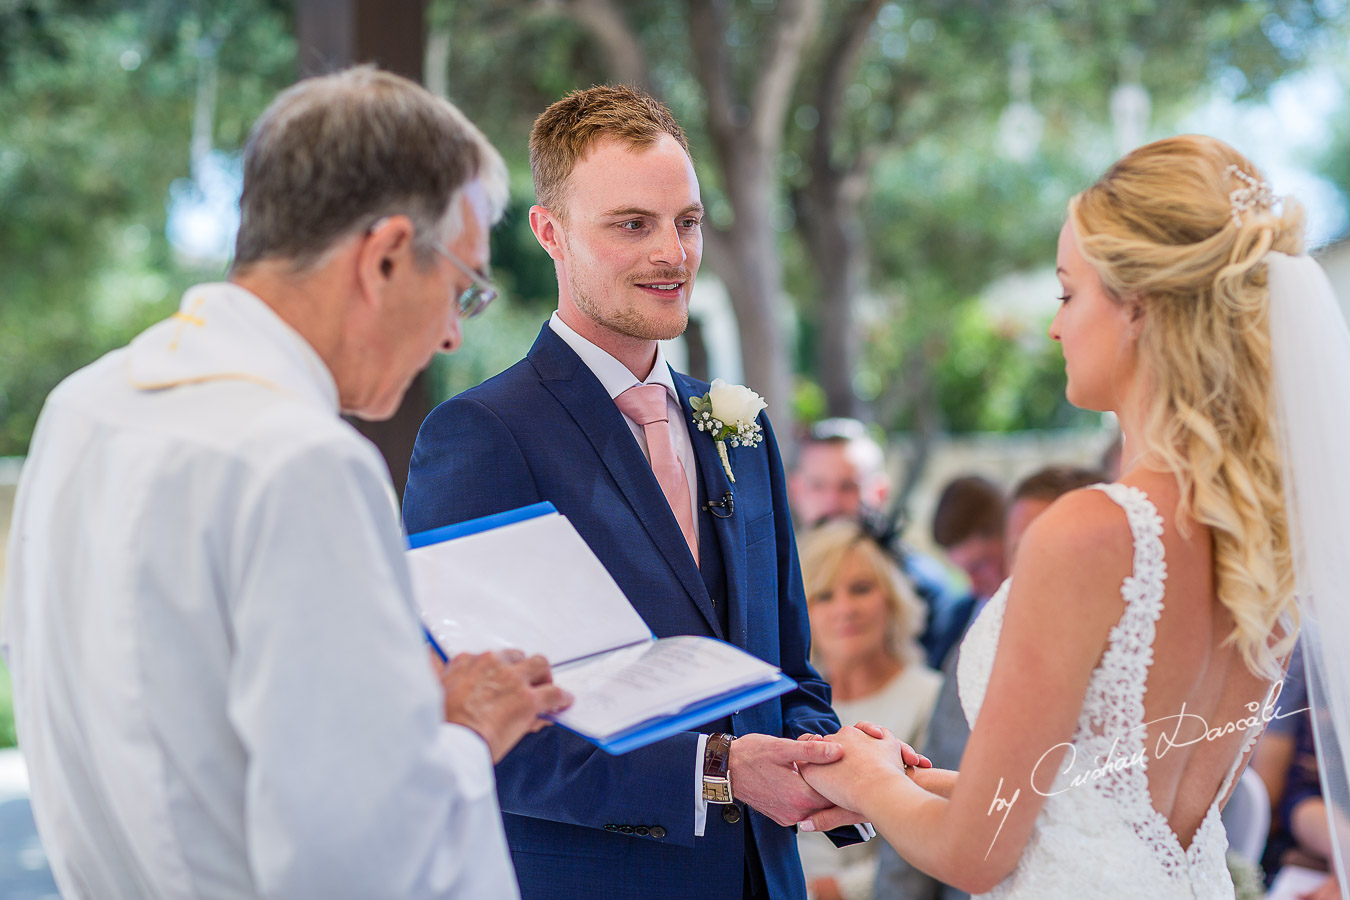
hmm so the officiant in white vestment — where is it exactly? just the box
[1,67,569,899]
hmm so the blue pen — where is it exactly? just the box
[423,624,449,663]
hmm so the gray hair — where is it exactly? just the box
[231,65,508,273]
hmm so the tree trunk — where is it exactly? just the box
[800,168,866,419]
[685,0,820,434]
[295,0,428,501]
[793,0,887,421]
[702,166,794,433]
[683,317,710,382]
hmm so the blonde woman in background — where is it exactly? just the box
[793,135,1350,898]
[797,521,943,900]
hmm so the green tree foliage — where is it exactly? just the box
[0,0,295,455]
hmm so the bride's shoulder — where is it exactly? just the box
[1009,486,1136,606]
[1021,485,1134,560]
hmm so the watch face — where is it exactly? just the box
[704,779,733,804]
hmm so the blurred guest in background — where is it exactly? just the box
[797,521,943,900]
[788,418,961,653]
[923,475,1006,670]
[1252,649,1343,899]
[788,418,889,527]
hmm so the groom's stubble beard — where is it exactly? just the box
[564,235,692,343]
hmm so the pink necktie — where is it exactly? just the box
[615,384,699,566]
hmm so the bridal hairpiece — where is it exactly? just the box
[1225,164,1275,228]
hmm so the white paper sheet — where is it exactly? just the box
[551,636,781,738]
[407,513,653,664]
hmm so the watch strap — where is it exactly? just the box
[703,732,734,804]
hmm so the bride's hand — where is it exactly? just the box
[853,720,931,768]
[796,724,927,817]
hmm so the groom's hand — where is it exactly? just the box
[728,733,844,826]
[800,804,870,833]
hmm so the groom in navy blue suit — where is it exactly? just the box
[403,86,870,898]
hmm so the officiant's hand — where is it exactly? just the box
[727,733,854,827]
[439,650,573,763]
[797,724,922,816]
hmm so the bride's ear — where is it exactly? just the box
[1126,299,1146,341]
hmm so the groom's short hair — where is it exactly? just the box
[529,84,690,218]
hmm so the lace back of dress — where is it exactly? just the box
[1076,485,1179,862]
[1078,484,1267,879]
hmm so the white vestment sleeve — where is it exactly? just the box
[226,435,517,899]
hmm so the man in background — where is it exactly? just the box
[2,67,567,899]
[922,475,1006,669]
[787,418,960,655]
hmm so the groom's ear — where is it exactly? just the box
[529,205,566,263]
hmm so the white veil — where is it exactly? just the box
[1267,251,1350,893]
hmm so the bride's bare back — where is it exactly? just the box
[1122,468,1281,849]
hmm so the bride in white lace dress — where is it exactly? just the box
[797,136,1311,898]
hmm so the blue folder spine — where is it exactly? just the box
[406,500,558,550]
[555,673,798,756]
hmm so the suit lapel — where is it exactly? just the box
[673,370,749,648]
[529,328,720,635]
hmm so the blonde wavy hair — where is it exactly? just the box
[1069,134,1303,679]
[799,521,926,670]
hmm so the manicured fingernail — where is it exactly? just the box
[799,820,816,832]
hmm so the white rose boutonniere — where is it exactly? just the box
[689,378,767,483]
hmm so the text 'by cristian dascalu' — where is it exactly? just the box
[981,684,1305,859]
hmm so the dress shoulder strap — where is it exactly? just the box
[1081,483,1169,736]
[1086,483,1168,621]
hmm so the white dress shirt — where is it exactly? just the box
[1,283,518,899]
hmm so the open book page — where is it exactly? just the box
[406,513,652,665]
[551,635,781,739]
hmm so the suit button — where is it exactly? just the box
[604,824,618,832]
[722,804,742,824]
[635,826,650,836]
[620,825,634,834]
[650,826,667,838]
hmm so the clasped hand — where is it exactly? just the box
[794,722,931,831]
[729,727,927,831]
